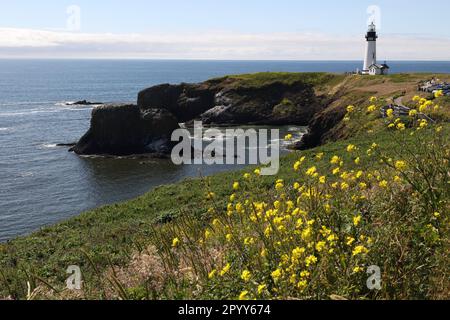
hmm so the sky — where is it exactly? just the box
[0,0,450,60]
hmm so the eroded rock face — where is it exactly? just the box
[137,80,326,126]
[73,75,335,156]
[70,104,179,156]
[137,84,216,122]
[199,82,323,125]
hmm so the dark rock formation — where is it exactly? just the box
[67,100,103,106]
[73,73,343,156]
[138,79,327,126]
[293,106,347,150]
[199,82,325,126]
[70,104,179,156]
[138,83,216,122]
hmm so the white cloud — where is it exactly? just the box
[0,27,449,60]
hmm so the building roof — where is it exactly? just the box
[369,63,390,70]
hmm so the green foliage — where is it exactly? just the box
[0,73,449,300]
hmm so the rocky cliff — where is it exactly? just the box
[70,104,179,156]
[71,72,345,156]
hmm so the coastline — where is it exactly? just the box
[2,72,449,243]
[1,71,449,299]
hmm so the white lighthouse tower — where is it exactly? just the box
[363,22,378,73]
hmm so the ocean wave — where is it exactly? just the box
[41,143,58,149]
[0,101,53,107]
[18,172,34,178]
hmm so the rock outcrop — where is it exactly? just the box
[293,106,347,150]
[72,73,344,156]
[67,100,103,106]
[70,104,179,156]
[137,78,329,126]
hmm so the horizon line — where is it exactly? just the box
[0,58,449,62]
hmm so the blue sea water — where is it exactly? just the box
[1,59,449,242]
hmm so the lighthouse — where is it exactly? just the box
[361,22,389,75]
[363,22,377,73]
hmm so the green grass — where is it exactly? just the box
[211,72,347,90]
[0,72,449,299]
[1,123,448,299]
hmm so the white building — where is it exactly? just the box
[368,63,390,75]
[362,22,389,75]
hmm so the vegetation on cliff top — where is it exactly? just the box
[0,73,449,300]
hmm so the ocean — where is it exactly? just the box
[1,59,450,242]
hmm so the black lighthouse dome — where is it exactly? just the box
[366,22,378,41]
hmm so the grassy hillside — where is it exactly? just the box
[0,73,449,300]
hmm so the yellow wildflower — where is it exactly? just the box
[367,105,376,113]
[395,160,407,171]
[233,182,240,190]
[300,271,310,278]
[239,291,249,300]
[341,182,349,190]
[301,227,312,241]
[346,236,356,246]
[244,237,255,246]
[306,166,317,176]
[315,241,326,252]
[254,168,261,176]
[370,96,378,103]
[434,90,444,98]
[305,255,318,267]
[284,134,293,141]
[353,215,362,227]
[241,270,251,282]
[220,263,231,276]
[208,269,217,279]
[271,269,282,282]
[352,245,369,256]
[419,120,428,129]
[379,180,388,188]
[226,234,233,242]
[292,247,306,259]
[347,105,355,113]
[353,266,364,274]
[409,109,418,117]
[319,176,326,184]
[261,248,268,258]
[347,144,357,153]
[172,237,180,248]
[297,280,308,291]
[257,284,267,295]
[330,155,341,165]
[386,109,394,118]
